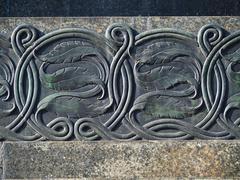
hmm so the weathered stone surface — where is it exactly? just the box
[2,141,240,179]
[1,17,240,37]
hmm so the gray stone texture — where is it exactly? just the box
[1,17,240,37]
[2,141,240,179]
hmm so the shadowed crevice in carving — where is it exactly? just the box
[0,23,240,140]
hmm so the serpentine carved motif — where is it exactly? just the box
[0,23,240,140]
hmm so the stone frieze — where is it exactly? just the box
[0,23,239,140]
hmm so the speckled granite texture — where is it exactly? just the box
[1,17,240,36]
[2,141,240,179]
[1,17,240,179]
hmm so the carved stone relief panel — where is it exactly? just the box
[0,23,240,140]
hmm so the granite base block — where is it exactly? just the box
[1,141,240,179]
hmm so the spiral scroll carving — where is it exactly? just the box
[0,23,240,140]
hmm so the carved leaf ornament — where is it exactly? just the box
[0,24,239,140]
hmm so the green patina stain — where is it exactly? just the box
[44,82,55,89]
[53,100,81,114]
[144,101,185,120]
[232,73,240,87]
[141,98,201,122]
[229,94,240,102]
[44,75,56,83]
